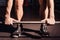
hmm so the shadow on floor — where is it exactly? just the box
[0,24,16,33]
[0,24,60,39]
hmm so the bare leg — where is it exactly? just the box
[15,0,24,22]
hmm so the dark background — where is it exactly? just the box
[0,0,60,21]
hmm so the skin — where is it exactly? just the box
[47,0,55,24]
[5,0,24,25]
[5,0,55,25]
[39,0,55,24]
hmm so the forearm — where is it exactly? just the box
[5,0,13,18]
[44,0,49,19]
[45,6,48,19]
[49,0,55,18]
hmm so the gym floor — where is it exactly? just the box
[0,23,60,40]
